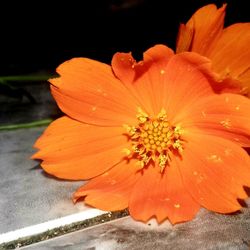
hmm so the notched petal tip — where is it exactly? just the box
[129,213,195,225]
[166,214,196,225]
[112,52,134,65]
[30,151,40,160]
[72,189,86,204]
[30,150,43,161]
[112,44,174,85]
[48,77,61,87]
[128,210,154,224]
[111,51,137,83]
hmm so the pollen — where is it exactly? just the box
[235,105,240,111]
[123,108,184,171]
[220,118,231,129]
[207,154,222,163]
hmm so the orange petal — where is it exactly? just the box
[238,68,250,96]
[32,116,130,180]
[129,165,200,224]
[176,22,194,53]
[50,58,139,126]
[112,44,174,115]
[179,93,250,147]
[176,4,226,55]
[73,160,140,211]
[178,134,250,214]
[161,52,215,122]
[208,23,250,92]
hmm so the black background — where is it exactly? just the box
[0,0,249,75]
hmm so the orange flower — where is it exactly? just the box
[32,45,250,224]
[176,4,250,96]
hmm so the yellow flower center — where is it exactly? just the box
[123,108,184,172]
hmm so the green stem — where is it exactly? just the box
[0,119,53,131]
[0,74,55,83]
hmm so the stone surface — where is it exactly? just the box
[23,208,250,250]
[0,127,88,234]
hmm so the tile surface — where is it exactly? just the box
[24,208,250,250]
[0,127,88,234]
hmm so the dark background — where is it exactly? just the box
[0,0,249,76]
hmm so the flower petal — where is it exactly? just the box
[208,23,250,94]
[32,116,130,180]
[162,52,216,122]
[238,68,250,97]
[50,58,139,126]
[73,160,140,211]
[129,165,200,224]
[179,134,250,214]
[176,23,194,53]
[113,45,219,118]
[209,24,250,76]
[112,44,174,115]
[176,4,226,55]
[178,93,250,147]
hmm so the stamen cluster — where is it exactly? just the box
[124,108,184,171]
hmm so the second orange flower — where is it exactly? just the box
[176,3,250,96]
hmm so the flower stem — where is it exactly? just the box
[0,74,54,82]
[0,119,53,131]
